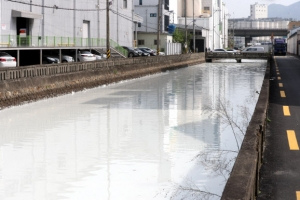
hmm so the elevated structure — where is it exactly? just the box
[205,52,271,63]
[228,18,289,45]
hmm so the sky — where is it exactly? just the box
[222,0,300,18]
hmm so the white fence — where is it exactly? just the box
[165,43,182,55]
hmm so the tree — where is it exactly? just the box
[172,28,193,53]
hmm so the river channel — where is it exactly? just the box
[0,60,267,200]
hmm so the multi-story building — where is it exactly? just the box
[250,3,268,19]
[134,0,174,51]
[0,0,138,49]
[177,0,228,50]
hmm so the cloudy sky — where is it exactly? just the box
[222,0,300,18]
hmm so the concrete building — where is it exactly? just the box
[0,0,138,48]
[288,21,300,31]
[177,0,202,18]
[177,0,228,50]
[250,3,268,19]
[134,0,176,52]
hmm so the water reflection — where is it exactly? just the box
[0,61,266,200]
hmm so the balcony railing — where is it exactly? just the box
[0,35,127,57]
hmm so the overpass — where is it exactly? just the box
[228,28,288,44]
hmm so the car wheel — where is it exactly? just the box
[77,58,80,62]
[62,60,68,63]
[128,53,133,58]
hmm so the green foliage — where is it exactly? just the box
[172,28,193,53]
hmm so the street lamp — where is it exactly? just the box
[212,9,221,50]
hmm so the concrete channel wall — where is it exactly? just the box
[221,59,271,199]
[0,53,204,108]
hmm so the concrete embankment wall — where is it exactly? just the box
[0,53,204,108]
[221,59,271,199]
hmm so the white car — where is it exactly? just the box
[212,48,227,52]
[242,47,265,52]
[0,52,16,67]
[77,51,96,62]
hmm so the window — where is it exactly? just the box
[164,0,169,10]
[139,0,142,5]
[123,0,127,8]
[204,7,210,10]
[138,40,144,45]
[154,40,161,45]
[138,23,141,27]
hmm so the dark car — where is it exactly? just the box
[42,55,60,64]
[122,46,140,57]
[136,48,150,56]
[138,47,156,56]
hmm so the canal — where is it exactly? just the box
[0,60,267,200]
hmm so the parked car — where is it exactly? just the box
[42,55,60,64]
[76,51,96,62]
[136,48,150,56]
[159,52,165,56]
[138,47,156,56]
[90,49,107,60]
[212,48,227,52]
[0,52,16,67]
[122,46,140,57]
[242,47,265,52]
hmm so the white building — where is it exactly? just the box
[0,0,138,49]
[250,3,268,19]
[134,0,177,52]
[177,0,228,50]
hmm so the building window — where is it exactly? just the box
[123,0,127,8]
[154,40,161,45]
[164,0,169,10]
[204,7,210,10]
[138,23,141,27]
[139,0,142,5]
[138,40,144,45]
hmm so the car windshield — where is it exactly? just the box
[0,52,12,57]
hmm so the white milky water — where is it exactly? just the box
[0,60,267,200]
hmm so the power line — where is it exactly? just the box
[6,0,106,11]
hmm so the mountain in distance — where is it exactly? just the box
[268,1,300,20]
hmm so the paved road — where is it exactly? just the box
[258,55,300,200]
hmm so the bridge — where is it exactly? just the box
[229,28,288,44]
[205,52,272,63]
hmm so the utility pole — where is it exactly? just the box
[157,0,161,56]
[106,0,111,59]
[184,0,187,53]
[193,0,195,52]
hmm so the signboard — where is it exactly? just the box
[150,13,157,17]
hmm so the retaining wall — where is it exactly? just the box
[221,59,271,199]
[0,53,204,108]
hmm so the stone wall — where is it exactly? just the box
[0,53,205,109]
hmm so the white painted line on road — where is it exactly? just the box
[279,83,283,87]
[278,77,281,80]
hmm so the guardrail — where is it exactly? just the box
[0,54,202,82]
[0,35,128,58]
[205,52,272,63]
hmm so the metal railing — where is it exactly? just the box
[0,35,128,57]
